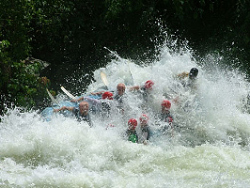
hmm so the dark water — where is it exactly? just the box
[41,57,106,96]
[40,47,156,97]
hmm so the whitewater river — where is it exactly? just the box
[1,45,250,188]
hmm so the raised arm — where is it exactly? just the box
[176,72,189,79]
[128,85,140,91]
[53,106,74,112]
[90,91,106,95]
[71,96,84,103]
[84,96,101,106]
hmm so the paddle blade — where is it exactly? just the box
[100,71,109,88]
[60,86,76,100]
[46,88,58,104]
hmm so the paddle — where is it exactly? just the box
[60,86,76,100]
[126,60,135,85]
[46,88,58,104]
[100,71,109,90]
[104,47,135,86]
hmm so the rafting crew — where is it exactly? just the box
[43,67,201,144]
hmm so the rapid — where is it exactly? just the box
[1,44,250,188]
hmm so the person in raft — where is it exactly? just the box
[53,101,93,127]
[129,80,155,103]
[90,83,128,110]
[71,91,114,118]
[177,67,199,90]
[113,83,127,109]
[138,114,152,145]
[125,118,138,143]
[155,99,174,137]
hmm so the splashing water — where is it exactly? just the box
[1,45,250,187]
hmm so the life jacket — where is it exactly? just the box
[114,93,127,109]
[113,94,123,103]
[140,86,151,102]
[73,109,93,127]
[100,102,111,118]
[126,130,138,143]
[161,113,173,123]
[141,125,151,140]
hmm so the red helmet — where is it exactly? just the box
[102,91,113,100]
[144,80,154,89]
[139,114,149,123]
[161,100,171,109]
[128,118,137,130]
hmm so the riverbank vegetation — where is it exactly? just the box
[1,0,249,114]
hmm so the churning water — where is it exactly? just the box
[1,45,250,188]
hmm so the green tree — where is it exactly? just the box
[0,0,51,114]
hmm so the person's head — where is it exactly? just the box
[79,101,89,115]
[189,68,198,80]
[128,118,137,130]
[117,83,126,96]
[102,91,113,100]
[144,80,154,90]
[139,114,149,126]
[161,99,171,114]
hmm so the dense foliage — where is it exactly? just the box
[0,0,249,114]
[0,0,54,114]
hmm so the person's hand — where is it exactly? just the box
[119,108,125,115]
[53,106,66,112]
[91,91,103,95]
[71,97,83,102]
[173,96,179,104]
[53,108,59,112]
